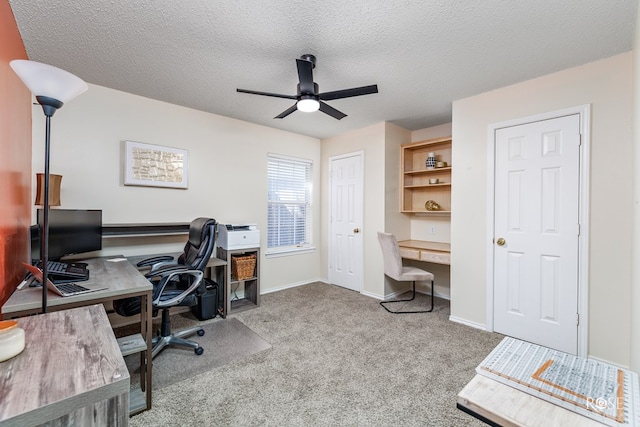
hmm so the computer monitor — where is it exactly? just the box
[32,209,102,261]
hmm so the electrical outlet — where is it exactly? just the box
[430,226,436,234]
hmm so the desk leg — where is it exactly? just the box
[140,291,153,410]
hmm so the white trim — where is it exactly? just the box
[586,355,631,370]
[449,316,488,331]
[260,278,323,295]
[360,289,385,300]
[485,104,591,357]
[327,151,365,292]
[368,285,450,301]
[265,246,316,258]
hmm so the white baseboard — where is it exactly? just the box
[360,289,385,300]
[260,279,323,295]
[370,288,451,301]
[448,315,487,331]
[586,354,630,370]
[261,280,451,305]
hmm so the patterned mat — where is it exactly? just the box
[476,337,640,426]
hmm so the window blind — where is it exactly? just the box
[267,154,312,251]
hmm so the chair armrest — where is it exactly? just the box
[153,270,204,308]
[144,264,188,279]
[136,255,176,268]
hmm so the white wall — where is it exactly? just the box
[631,0,640,374]
[451,53,633,366]
[411,123,452,143]
[384,123,411,238]
[320,122,388,297]
[31,84,322,292]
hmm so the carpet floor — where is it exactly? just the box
[126,317,271,390]
[129,282,504,426]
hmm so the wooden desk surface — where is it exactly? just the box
[398,240,450,252]
[0,305,129,426]
[2,257,152,317]
[126,253,227,268]
[398,240,451,265]
[457,375,605,427]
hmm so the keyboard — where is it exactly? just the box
[36,260,89,281]
[55,282,92,296]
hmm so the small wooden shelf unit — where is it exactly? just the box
[401,136,452,214]
[216,247,260,315]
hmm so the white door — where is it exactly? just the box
[493,114,580,354]
[328,152,363,292]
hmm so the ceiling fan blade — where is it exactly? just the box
[296,58,315,94]
[237,88,296,100]
[319,101,347,120]
[274,103,298,119]
[318,84,379,101]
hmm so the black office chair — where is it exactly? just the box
[114,217,218,358]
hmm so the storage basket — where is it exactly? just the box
[231,254,256,280]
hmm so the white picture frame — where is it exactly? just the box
[124,140,188,189]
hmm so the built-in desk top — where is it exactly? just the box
[398,240,451,265]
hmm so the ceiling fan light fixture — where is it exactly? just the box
[297,97,319,113]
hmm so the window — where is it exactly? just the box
[267,154,312,254]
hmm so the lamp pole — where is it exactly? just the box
[10,60,87,314]
[37,96,63,313]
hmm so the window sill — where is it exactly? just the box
[265,247,316,258]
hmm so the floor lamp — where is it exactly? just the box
[10,60,87,313]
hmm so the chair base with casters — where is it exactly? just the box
[152,308,205,358]
[379,279,434,314]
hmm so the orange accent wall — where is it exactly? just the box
[0,0,31,308]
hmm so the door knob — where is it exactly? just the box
[354,228,360,234]
[496,237,506,246]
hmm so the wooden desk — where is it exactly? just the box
[1,257,153,415]
[398,240,450,265]
[0,305,129,426]
[457,374,605,427]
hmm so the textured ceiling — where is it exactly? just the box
[8,1,638,139]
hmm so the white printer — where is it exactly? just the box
[217,224,260,250]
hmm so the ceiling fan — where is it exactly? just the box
[236,54,378,120]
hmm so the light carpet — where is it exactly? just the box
[129,282,504,426]
[126,317,271,390]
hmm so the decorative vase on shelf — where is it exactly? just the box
[425,152,437,169]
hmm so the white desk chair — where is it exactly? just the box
[377,232,434,313]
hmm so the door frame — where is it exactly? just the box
[484,105,591,357]
[327,150,365,292]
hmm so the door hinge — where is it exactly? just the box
[577,224,580,236]
[579,133,582,146]
[576,313,580,326]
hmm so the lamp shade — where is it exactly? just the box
[10,60,87,103]
[297,98,320,112]
[35,173,62,206]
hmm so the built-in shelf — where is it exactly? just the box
[102,223,189,238]
[401,136,452,215]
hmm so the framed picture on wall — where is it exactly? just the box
[124,140,188,189]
